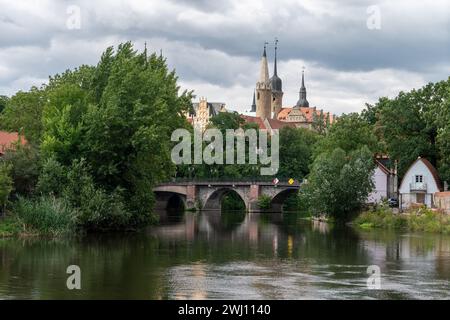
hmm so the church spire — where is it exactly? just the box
[258,42,270,84]
[256,42,271,119]
[296,68,309,108]
[251,90,256,112]
[270,38,282,92]
[273,38,278,76]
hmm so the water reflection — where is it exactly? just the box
[0,210,449,299]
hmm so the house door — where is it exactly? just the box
[416,193,425,204]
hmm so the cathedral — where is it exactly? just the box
[249,41,336,130]
[186,41,336,132]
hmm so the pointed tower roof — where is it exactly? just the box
[270,38,282,92]
[296,69,309,108]
[250,91,256,112]
[257,42,270,86]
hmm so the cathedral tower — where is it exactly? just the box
[256,43,272,119]
[270,39,283,118]
[295,69,309,108]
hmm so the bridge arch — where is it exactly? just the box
[203,187,248,211]
[270,188,299,212]
[154,191,187,211]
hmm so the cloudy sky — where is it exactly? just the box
[1,0,449,114]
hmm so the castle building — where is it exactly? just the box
[186,97,227,131]
[249,41,335,130]
[185,41,336,132]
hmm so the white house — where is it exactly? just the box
[367,159,397,204]
[399,157,443,210]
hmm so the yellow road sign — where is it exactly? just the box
[288,178,294,185]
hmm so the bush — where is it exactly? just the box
[36,156,67,196]
[12,195,76,236]
[354,206,450,234]
[63,159,133,231]
[258,195,272,210]
[2,144,40,196]
[0,162,13,213]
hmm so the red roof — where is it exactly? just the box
[0,131,27,155]
[265,118,297,130]
[277,106,335,124]
[240,115,266,130]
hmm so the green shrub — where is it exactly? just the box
[0,162,13,212]
[258,195,272,210]
[12,195,76,236]
[2,144,40,195]
[36,156,67,196]
[63,159,133,231]
[354,206,450,234]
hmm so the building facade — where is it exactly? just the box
[186,98,227,132]
[399,157,443,210]
[367,157,398,204]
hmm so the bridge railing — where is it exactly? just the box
[159,176,305,184]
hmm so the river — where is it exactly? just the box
[0,210,449,299]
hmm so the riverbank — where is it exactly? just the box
[0,216,20,237]
[353,205,450,234]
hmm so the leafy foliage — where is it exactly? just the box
[0,162,13,212]
[301,147,375,220]
[0,88,46,143]
[2,145,40,196]
[372,77,450,179]
[278,126,319,179]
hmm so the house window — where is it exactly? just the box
[415,175,423,183]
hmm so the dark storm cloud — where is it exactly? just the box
[0,0,448,113]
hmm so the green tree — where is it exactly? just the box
[0,95,9,114]
[2,145,40,196]
[0,88,46,143]
[301,146,375,220]
[278,126,319,179]
[374,78,450,178]
[209,111,245,131]
[314,113,380,158]
[41,42,192,227]
[0,162,13,213]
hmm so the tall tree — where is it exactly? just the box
[0,88,46,143]
[41,42,193,226]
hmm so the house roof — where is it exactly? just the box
[0,131,27,155]
[265,118,297,130]
[375,159,392,175]
[277,106,335,124]
[240,115,267,130]
[401,157,443,192]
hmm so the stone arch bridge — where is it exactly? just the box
[153,180,302,212]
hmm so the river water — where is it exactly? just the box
[0,210,449,299]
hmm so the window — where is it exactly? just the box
[415,175,423,183]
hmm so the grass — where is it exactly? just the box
[0,215,21,237]
[354,205,450,234]
[0,196,77,237]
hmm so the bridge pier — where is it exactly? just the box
[248,184,260,212]
[186,184,197,210]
